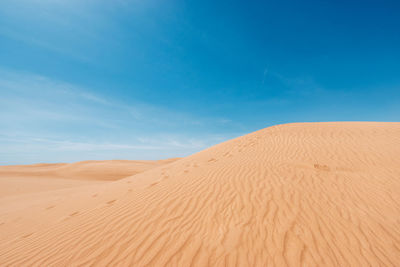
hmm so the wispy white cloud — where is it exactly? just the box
[0,68,238,164]
[0,68,238,130]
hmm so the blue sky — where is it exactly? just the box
[1,0,399,164]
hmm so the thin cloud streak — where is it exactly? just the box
[0,69,240,164]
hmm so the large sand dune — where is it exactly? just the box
[0,122,399,266]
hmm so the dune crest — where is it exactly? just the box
[0,122,399,266]
[0,158,179,181]
[0,159,179,197]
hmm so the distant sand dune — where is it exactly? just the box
[0,159,178,197]
[0,158,179,181]
[0,122,399,266]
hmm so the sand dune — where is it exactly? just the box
[0,159,179,181]
[0,122,399,266]
[0,159,178,197]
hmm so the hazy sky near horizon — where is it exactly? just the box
[1,0,399,164]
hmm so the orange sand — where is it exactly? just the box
[0,122,399,266]
[0,159,178,197]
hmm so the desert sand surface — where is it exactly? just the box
[0,159,178,197]
[0,159,179,181]
[0,122,399,266]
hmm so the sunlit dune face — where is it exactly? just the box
[0,122,399,266]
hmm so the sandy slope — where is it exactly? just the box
[0,159,178,196]
[0,159,179,181]
[0,122,399,266]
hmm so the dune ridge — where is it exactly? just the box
[0,158,179,181]
[0,159,179,197]
[0,122,399,266]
